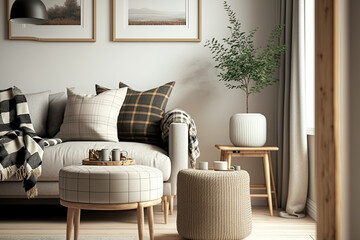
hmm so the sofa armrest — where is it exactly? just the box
[168,122,188,196]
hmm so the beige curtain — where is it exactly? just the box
[277,0,308,218]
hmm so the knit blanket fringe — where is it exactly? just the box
[0,163,42,198]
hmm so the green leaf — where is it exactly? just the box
[204,1,286,111]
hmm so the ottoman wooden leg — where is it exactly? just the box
[161,198,164,212]
[73,209,81,240]
[137,203,144,240]
[169,196,174,215]
[62,199,161,240]
[66,208,74,240]
[162,196,168,224]
[147,206,154,240]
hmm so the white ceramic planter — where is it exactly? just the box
[229,113,267,147]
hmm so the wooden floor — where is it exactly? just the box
[0,204,316,239]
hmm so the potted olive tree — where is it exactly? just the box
[205,1,286,147]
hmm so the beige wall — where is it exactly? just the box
[340,0,350,239]
[0,0,279,203]
[341,0,360,239]
[347,1,360,238]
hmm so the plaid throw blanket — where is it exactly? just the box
[161,109,200,168]
[0,87,44,198]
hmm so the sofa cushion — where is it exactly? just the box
[25,90,50,137]
[56,88,127,142]
[96,82,175,147]
[47,92,67,138]
[39,141,171,182]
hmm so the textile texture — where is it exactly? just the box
[96,82,175,147]
[0,87,44,198]
[24,90,50,137]
[40,141,170,182]
[177,169,252,239]
[161,109,200,168]
[56,88,127,142]
[43,138,62,147]
[59,165,163,204]
[278,0,308,218]
[47,91,67,138]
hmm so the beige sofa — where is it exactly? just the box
[0,123,188,196]
[0,90,189,217]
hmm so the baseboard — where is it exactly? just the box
[306,198,317,220]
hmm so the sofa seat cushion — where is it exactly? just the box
[39,141,171,182]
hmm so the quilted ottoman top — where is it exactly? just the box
[59,165,163,204]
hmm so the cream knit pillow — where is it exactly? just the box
[56,88,127,142]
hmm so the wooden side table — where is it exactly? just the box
[215,145,279,216]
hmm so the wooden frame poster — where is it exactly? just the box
[112,0,201,42]
[8,0,96,42]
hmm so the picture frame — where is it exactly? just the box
[112,0,202,42]
[7,0,96,42]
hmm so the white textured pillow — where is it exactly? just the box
[56,88,127,142]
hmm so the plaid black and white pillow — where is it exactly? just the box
[96,82,175,147]
[56,88,127,142]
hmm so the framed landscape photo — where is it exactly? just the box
[7,0,96,42]
[112,0,201,42]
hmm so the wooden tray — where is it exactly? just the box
[82,158,135,166]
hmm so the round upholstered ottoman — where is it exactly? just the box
[59,165,163,240]
[177,169,252,240]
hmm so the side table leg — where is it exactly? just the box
[73,209,81,240]
[137,203,144,240]
[268,152,278,210]
[147,206,154,240]
[224,151,232,169]
[220,150,225,161]
[263,153,274,216]
[66,208,74,240]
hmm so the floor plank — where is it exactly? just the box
[0,205,316,239]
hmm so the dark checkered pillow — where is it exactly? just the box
[96,82,175,147]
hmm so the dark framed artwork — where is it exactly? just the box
[8,0,96,42]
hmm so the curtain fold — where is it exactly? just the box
[278,0,308,218]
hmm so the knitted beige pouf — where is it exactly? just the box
[177,169,252,240]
